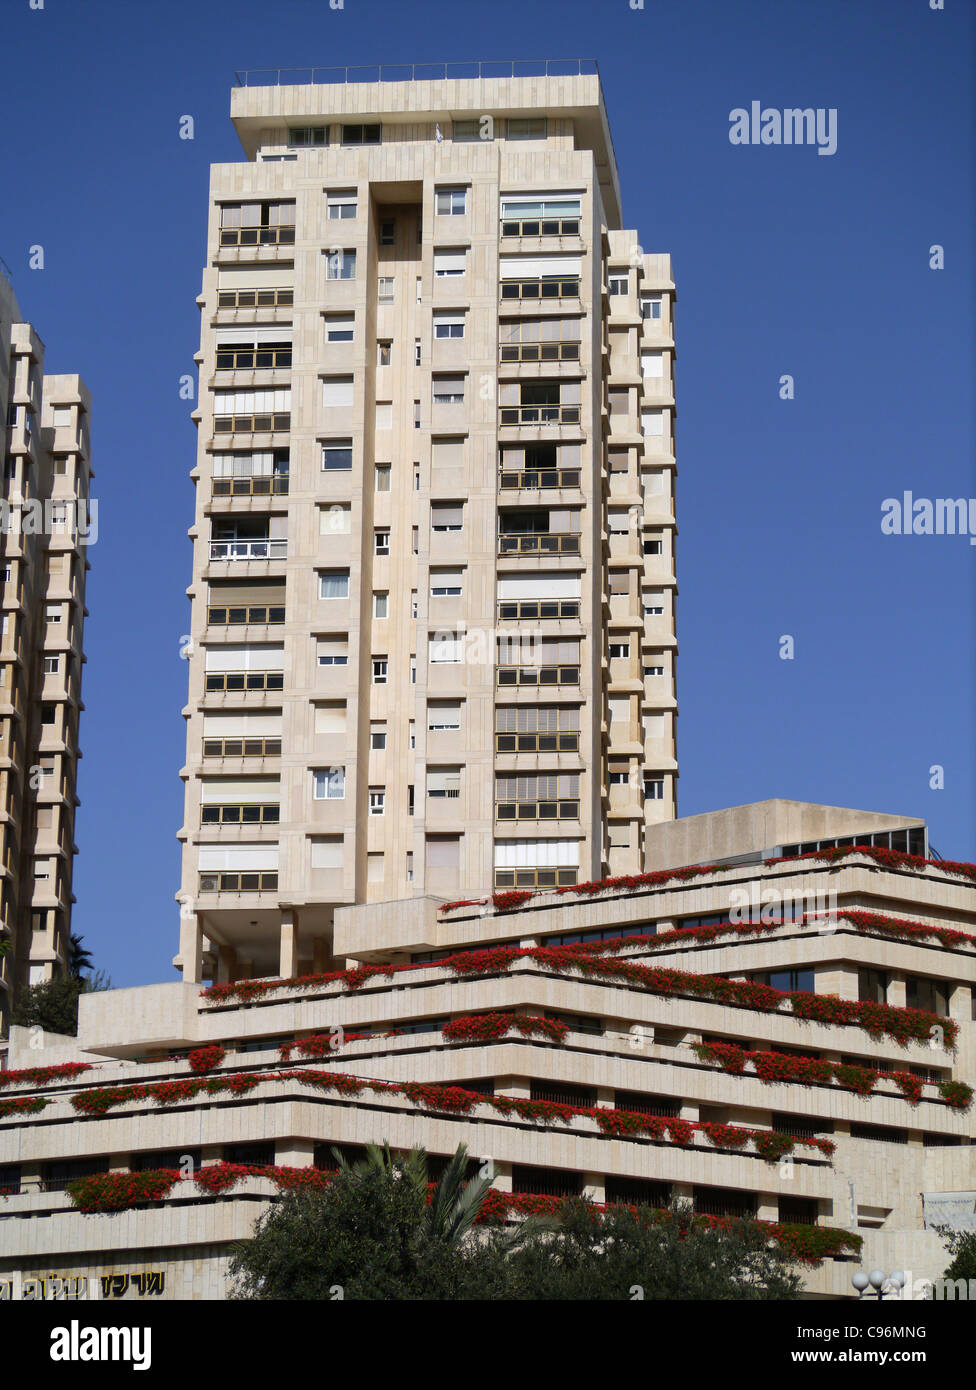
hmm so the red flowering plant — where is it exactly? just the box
[67,1169,182,1213]
[491,890,535,912]
[0,1063,92,1090]
[277,1032,369,1061]
[441,1013,569,1044]
[187,1044,225,1074]
[891,1071,924,1105]
[938,1080,973,1109]
[70,1073,261,1117]
[0,1095,50,1119]
[841,911,976,952]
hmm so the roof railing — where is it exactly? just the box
[234,59,599,87]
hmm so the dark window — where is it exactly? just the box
[606,1176,671,1208]
[512,1165,582,1197]
[342,123,381,145]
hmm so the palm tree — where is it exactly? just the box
[67,934,93,978]
[332,1141,492,1248]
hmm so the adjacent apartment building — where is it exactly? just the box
[176,62,678,988]
[0,267,92,1033]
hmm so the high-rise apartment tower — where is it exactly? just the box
[177,64,678,986]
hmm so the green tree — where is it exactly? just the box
[11,974,85,1036]
[67,934,94,977]
[939,1228,976,1286]
[496,1198,803,1300]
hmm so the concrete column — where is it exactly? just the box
[596,1086,614,1107]
[312,937,329,972]
[583,1171,605,1203]
[279,911,298,979]
[757,1196,779,1222]
[888,975,907,1008]
[217,945,237,984]
[177,913,204,984]
[275,1139,315,1168]
[949,983,971,1020]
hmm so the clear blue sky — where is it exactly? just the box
[1,0,972,987]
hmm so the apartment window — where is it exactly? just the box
[319,571,350,601]
[608,389,629,415]
[41,704,57,725]
[433,312,465,340]
[370,724,387,750]
[327,190,357,219]
[317,638,349,668]
[414,400,421,429]
[341,123,381,145]
[377,341,392,366]
[53,455,68,475]
[375,402,392,430]
[507,117,547,140]
[408,784,415,814]
[322,440,353,471]
[373,591,389,618]
[453,118,490,142]
[644,778,665,800]
[609,641,631,659]
[643,537,663,555]
[375,464,391,492]
[433,249,466,278]
[608,272,629,296]
[43,656,60,674]
[369,788,386,815]
[644,665,665,677]
[430,568,463,596]
[410,656,416,684]
[431,502,463,533]
[430,632,463,664]
[408,721,416,749]
[428,769,461,799]
[641,295,663,320]
[414,339,422,366]
[314,768,345,800]
[642,411,666,436]
[372,657,388,684]
[378,277,395,303]
[380,219,396,245]
[412,525,419,553]
[435,187,467,216]
[406,852,414,882]
[45,605,62,623]
[413,467,420,491]
[608,769,629,786]
[428,702,461,732]
[432,375,465,405]
[320,502,351,535]
[324,315,355,343]
[643,592,665,616]
[1,565,11,582]
[289,126,327,146]
[374,528,390,556]
[322,377,354,408]
[858,968,889,1005]
[411,591,418,619]
[325,249,357,279]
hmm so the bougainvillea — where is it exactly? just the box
[187,1044,226,1074]
[67,1169,182,1213]
[277,1032,369,1060]
[441,1013,570,1044]
[492,890,535,911]
[0,1063,92,1090]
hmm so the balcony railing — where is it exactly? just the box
[203,738,282,758]
[219,226,295,248]
[501,218,580,238]
[200,804,280,825]
[235,60,600,86]
[212,475,289,497]
[208,604,285,626]
[497,599,579,621]
[495,730,580,753]
[500,341,580,364]
[499,467,581,490]
[216,347,292,370]
[498,533,580,556]
[199,871,278,893]
[217,288,293,310]
[213,412,290,434]
[496,665,579,686]
[496,799,580,821]
[209,538,287,562]
[493,866,579,889]
[500,278,580,301]
[205,671,284,693]
[499,404,580,425]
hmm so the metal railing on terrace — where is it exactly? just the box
[234,59,600,87]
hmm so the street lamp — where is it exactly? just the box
[852,1269,906,1300]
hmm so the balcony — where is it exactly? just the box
[216,345,292,370]
[207,604,285,626]
[203,738,282,758]
[213,412,290,434]
[501,218,580,239]
[498,533,580,556]
[209,538,287,562]
[497,598,579,621]
[499,403,580,426]
[499,466,581,491]
[204,671,284,693]
[219,225,295,249]
[495,798,580,822]
[500,340,580,365]
[493,866,579,889]
[199,871,278,893]
[212,474,289,498]
[500,277,580,302]
[496,664,579,686]
[217,288,293,311]
[495,730,580,753]
[200,803,279,825]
